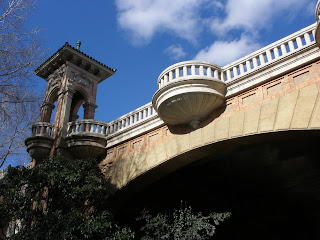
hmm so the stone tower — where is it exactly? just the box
[26,42,116,161]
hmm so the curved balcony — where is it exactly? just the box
[25,122,54,161]
[65,120,108,159]
[315,0,320,46]
[152,61,226,128]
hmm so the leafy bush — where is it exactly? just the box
[0,157,230,239]
[138,203,231,240]
[0,157,134,239]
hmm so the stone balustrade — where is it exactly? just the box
[157,61,222,89]
[222,24,316,82]
[107,102,157,135]
[31,122,53,137]
[105,24,319,147]
[67,120,108,136]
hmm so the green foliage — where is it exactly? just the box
[0,156,230,239]
[0,157,134,240]
[137,204,231,240]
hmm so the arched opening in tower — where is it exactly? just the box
[69,91,86,122]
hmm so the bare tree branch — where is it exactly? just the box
[0,0,44,168]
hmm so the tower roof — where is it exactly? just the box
[35,42,116,82]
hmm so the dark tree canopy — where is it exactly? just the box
[0,156,230,239]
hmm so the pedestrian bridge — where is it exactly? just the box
[97,23,320,192]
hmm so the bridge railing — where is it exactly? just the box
[222,24,316,82]
[67,119,108,136]
[104,24,318,146]
[107,102,157,136]
[157,61,222,88]
[31,122,53,137]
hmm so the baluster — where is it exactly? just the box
[169,71,173,81]
[191,65,196,75]
[90,123,94,132]
[266,49,272,62]
[101,125,106,135]
[246,60,252,72]
[233,67,238,78]
[175,68,180,79]
[280,44,287,56]
[207,67,212,77]
[288,40,295,52]
[183,66,187,76]
[214,70,219,79]
[81,122,85,132]
[273,47,280,59]
[239,64,245,75]
[312,30,316,41]
[143,109,148,118]
[252,57,258,68]
[95,124,99,133]
[226,69,232,80]
[199,66,204,75]
[259,54,265,65]
[304,33,311,45]
[164,75,168,85]
[221,72,226,82]
[75,123,78,133]
[296,36,303,48]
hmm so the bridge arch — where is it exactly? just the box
[108,82,320,191]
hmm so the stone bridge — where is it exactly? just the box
[23,2,320,238]
[101,23,320,191]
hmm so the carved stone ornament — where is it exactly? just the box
[70,71,91,87]
[47,67,65,87]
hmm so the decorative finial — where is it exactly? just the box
[77,40,81,50]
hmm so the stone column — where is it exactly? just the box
[55,89,76,138]
[40,102,55,123]
[83,102,98,119]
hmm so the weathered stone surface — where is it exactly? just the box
[243,106,261,135]
[215,118,230,141]
[176,134,190,153]
[259,99,278,132]
[189,129,202,149]
[165,138,179,159]
[291,84,319,129]
[229,112,244,137]
[274,91,299,130]
[202,122,216,145]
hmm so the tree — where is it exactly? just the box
[0,157,134,239]
[137,205,231,240]
[0,0,44,168]
[0,156,231,239]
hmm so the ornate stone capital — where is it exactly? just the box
[40,102,55,110]
[83,102,98,110]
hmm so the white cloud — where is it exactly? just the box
[211,0,311,35]
[165,44,186,60]
[115,0,210,44]
[194,34,261,66]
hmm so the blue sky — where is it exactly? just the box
[30,0,317,122]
